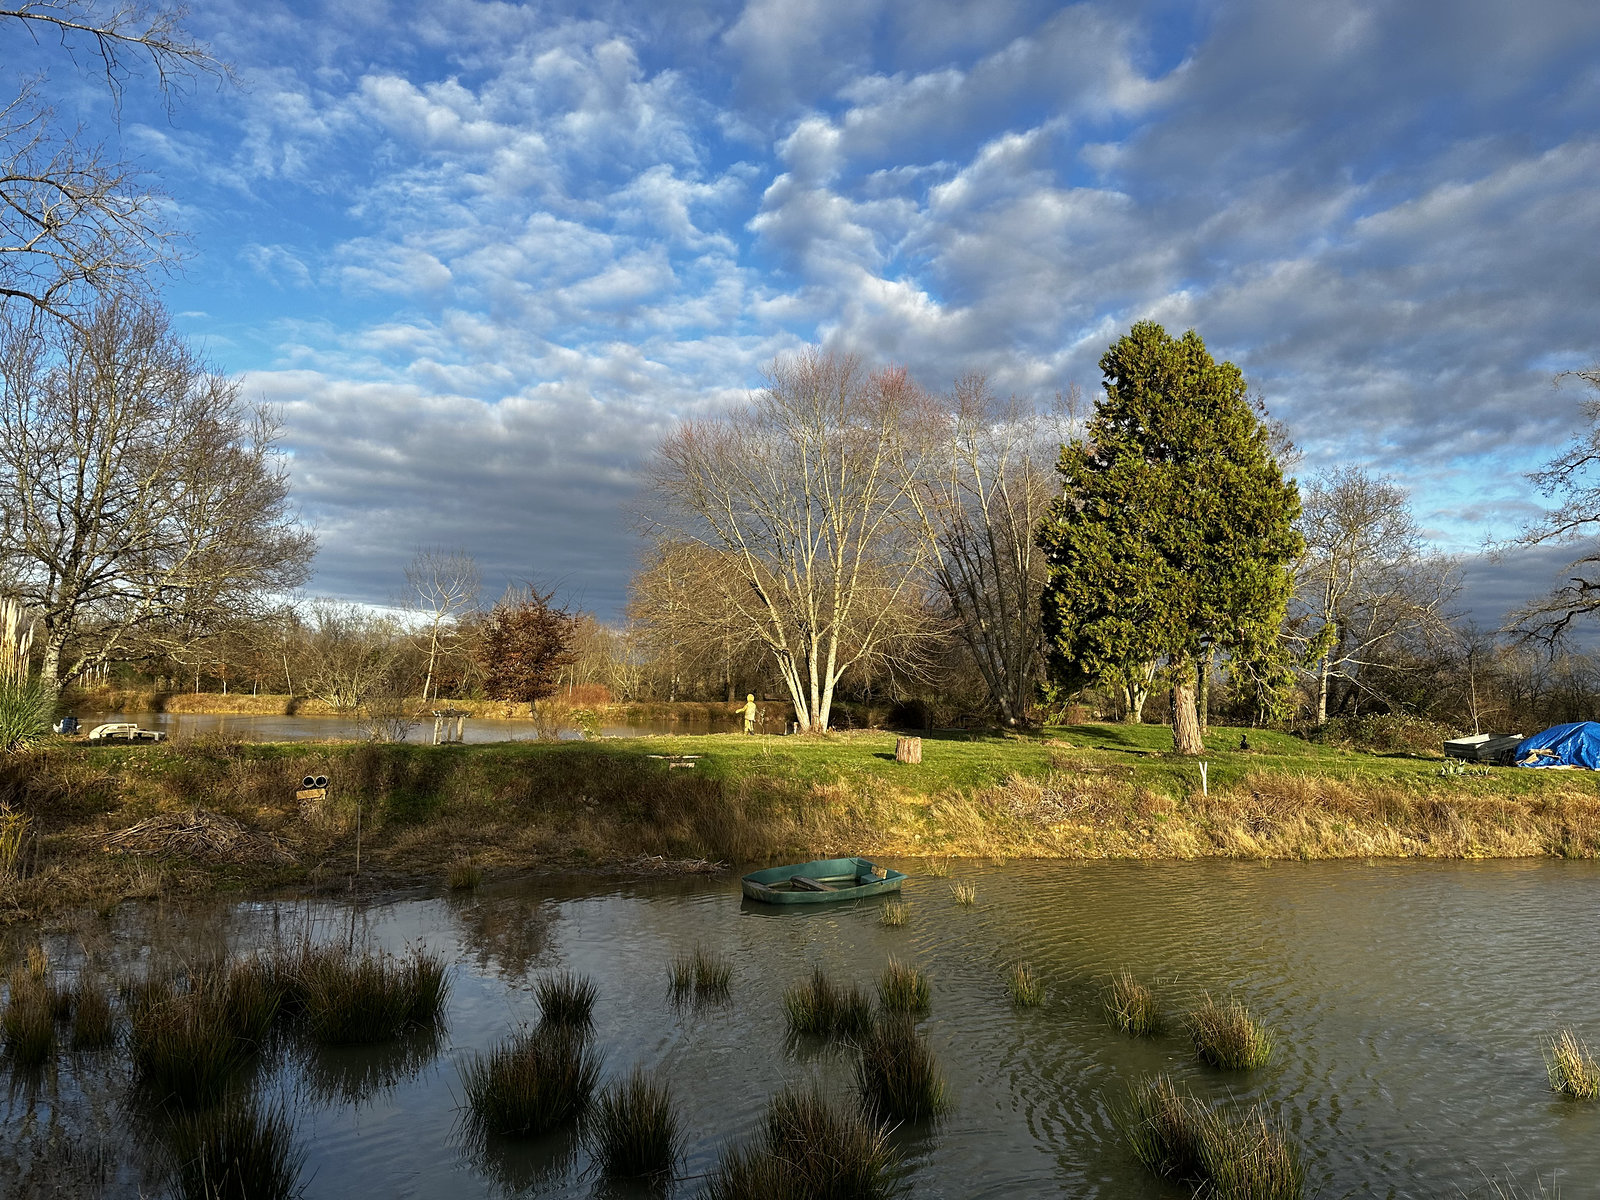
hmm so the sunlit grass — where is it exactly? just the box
[1005,963,1043,1008]
[1186,995,1274,1070]
[1546,1028,1600,1100]
[1123,1074,1302,1199]
[877,959,930,1017]
[950,881,977,906]
[1101,970,1161,1037]
[879,899,909,927]
[703,1089,897,1200]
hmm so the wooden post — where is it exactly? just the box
[895,736,922,764]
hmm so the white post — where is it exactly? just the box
[1199,761,1208,796]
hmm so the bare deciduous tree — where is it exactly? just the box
[648,349,937,732]
[0,298,316,689]
[906,375,1073,726]
[2,1,225,320]
[1512,368,1600,642]
[1292,466,1459,723]
[403,546,480,703]
[301,601,401,713]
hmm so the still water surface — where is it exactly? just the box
[6,860,1597,1198]
[84,710,752,743]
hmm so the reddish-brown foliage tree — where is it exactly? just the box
[474,588,578,710]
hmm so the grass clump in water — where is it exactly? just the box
[462,1025,600,1138]
[1101,970,1161,1037]
[586,1065,682,1182]
[879,899,908,927]
[704,1089,897,1200]
[1545,1028,1600,1099]
[1006,963,1044,1008]
[923,857,951,877]
[3,969,56,1067]
[69,977,117,1049]
[535,971,597,1030]
[164,1098,304,1200]
[1123,1075,1302,1200]
[1187,995,1274,1069]
[856,1016,948,1122]
[783,967,872,1041]
[447,860,482,891]
[669,946,732,1002]
[288,945,448,1045]
[128,986,254,1108]
[950,881,977,906]
[877,959,930,1017]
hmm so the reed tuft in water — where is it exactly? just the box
[1101,970,1161,1037]
[1006,963,1044,1008]
[287,945,448,1045]
[128,986,253,1108]
[783,967,872,1041]
[462,1025,600,1138]
[535,971,597,1031]
[1545,1028,1600,1100]
[856,1016,948,1122]
[447,860,483,891]
[69,977,117,1049]
[587,1065,682,1182]
[950,881,977,906]
[164,1098,304,1200]
[3,969,56,1067]
[923,857,951,877]
[703,1088,897,1200]
[877,959,930,1017]
[879,899,908,927]
[1123,1075,1302,1200]
[1187,995,1274,1070]
[669,946,732,1002]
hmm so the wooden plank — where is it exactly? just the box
[295,788,327,801]
[789,875,831,892]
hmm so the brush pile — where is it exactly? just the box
[106,811,295,867]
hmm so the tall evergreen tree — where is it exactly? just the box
[1038,322,1302,753]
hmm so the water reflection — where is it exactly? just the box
[0,860,1596,1199]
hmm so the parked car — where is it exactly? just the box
[86,723,165,743]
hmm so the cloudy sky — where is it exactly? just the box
[12,0,1600,622]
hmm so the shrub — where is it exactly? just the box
[0,679,53,755]
[1006,963,1044,1008]
[856,1016,947,1122]
[462,1025,600,1138]
[587,1065,681,1181]
[1187,995,1274,1069]
[877,960,930,1017]
[1101,971,1161,1037]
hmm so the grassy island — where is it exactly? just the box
[1,722,1597,925]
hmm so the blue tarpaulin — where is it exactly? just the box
[1513,722,1600,769]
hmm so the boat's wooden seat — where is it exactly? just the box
[789,875,831,892]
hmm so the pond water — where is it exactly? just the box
[77,710,760,743]
[5,859,1597,1198]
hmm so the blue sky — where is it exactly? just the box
[10,0,1600,622]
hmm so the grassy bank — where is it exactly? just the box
[0,722,1597,924]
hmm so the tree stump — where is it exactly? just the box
[895,736,922,764]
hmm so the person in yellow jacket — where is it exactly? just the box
[742,693,758,734]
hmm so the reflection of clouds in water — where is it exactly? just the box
[449,894,560,982]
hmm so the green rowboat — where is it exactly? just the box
[741,857,906,904]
